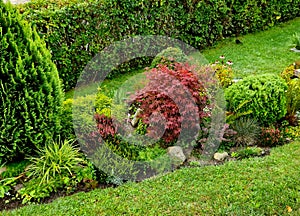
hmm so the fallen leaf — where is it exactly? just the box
[286,205,292,213]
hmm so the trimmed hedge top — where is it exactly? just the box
[18,0,300,91]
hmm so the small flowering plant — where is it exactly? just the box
[211,55,234,88]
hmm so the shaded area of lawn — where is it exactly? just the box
[4,141,300,215]
[202,17,300,78]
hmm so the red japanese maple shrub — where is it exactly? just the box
[130,63,209,145]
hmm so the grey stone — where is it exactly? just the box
[167,146,186,163]
[131,108,143,127]
[214,152,229,161]
[294,69,300,78]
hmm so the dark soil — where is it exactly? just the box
[0,146,272,212]
[0,182,115,212]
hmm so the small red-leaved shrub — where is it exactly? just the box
[95,114,117,140]
[259,126,285,147]
[130,63,209,145]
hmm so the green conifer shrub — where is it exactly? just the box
[0,1,63,163]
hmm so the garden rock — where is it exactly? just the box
[131,108,143,127]
[167,146,186,163]
[294,69,300,78]
[214,152,229,161]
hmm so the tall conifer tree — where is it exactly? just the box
[0,1,63,163]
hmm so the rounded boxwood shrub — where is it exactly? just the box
[0,1,63,163]
[225,74,287,126]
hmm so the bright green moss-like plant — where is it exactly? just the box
[0,1,63,163]
[231,147,263,160]
[225,74,287,126]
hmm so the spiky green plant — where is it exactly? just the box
[231,118,261,147]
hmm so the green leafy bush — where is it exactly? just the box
[211,56,234,88]
[0,1,63,164]
[18,0,300,91]
[95,92,113,117]
[231,147,263,160]
[284,78,300,125]
[225,74,287,126]
[61,91,114,140]
[281,64,296,82]
[151,47,189,68]
[285,125,300,141]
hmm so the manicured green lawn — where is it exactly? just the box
[3,141,300,215]
[202,17,300,78]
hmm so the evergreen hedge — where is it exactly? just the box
[18,0,300,91]
[0,1,63,163]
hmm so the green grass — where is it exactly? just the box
[202,17,300,78]
[3,142,300,215]
[65,68,144,99]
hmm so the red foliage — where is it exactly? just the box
[94,114,117,140]
[259,126,285,147]
[130,63,209,144]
